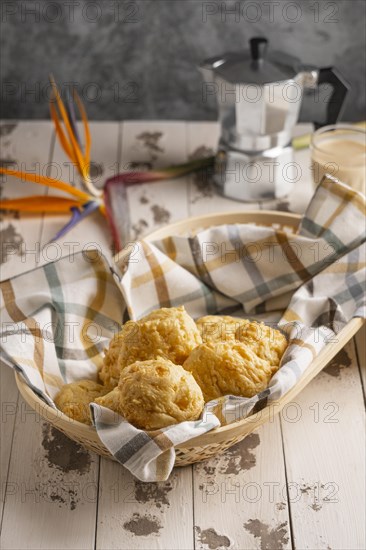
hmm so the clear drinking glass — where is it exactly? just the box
[310,124,366,194]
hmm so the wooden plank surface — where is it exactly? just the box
[186,122,291,550]
[0,120,54,528]
[0,365,18,525]
[0,399,100,550]
[193,419,292,550]
[281,340,365,550]
[121,121,190,241]
[0,121,115,550]
[96,121,194,550]
[0,121,55,279]
[96,459,194,550]
[355,323,366,399]
[0,120,365,550]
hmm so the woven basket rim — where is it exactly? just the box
[15,314,364,449]
[13,209,364,451]
[114,209,302,265]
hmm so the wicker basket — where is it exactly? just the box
[15,211,364,467]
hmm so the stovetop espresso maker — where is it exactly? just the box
[200,37,349,201]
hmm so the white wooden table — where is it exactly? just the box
[0,120,365,550]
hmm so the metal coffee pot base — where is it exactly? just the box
[214,145,295,202]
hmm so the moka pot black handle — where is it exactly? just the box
[314,67,350,129]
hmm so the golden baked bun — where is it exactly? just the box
[236,322,287,373]
[94,387,122,414]
[55,379,109,425]
[196,315,249,343]
[96,358,204,430]
[118,306,202,370]
[183,341,273,402]
[98,331,124,388]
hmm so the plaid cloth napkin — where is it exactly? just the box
[0,177,365,481]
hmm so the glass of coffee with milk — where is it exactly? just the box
[311,124,366,194]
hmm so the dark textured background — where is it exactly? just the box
[1,0,365,121]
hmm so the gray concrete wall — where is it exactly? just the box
[1,0,365,121]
